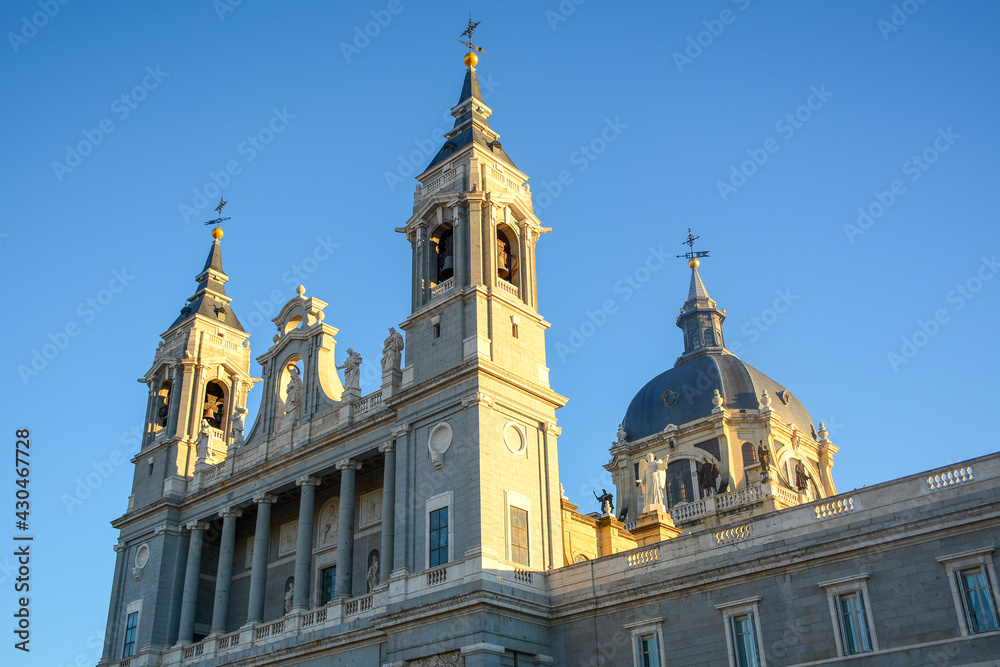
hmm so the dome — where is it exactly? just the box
[621,352,816,443]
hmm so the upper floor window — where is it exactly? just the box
[203,380,226,429]
[716,597,765,667]
[937,548,1000,636]
[510,506,529,566]
[625,618,664,667]
[819,573,877,656]
[320,565,336,604]
[704,328,716,347]
[122,611,138,657]
[429,507,449,567]
[434,226,454,282]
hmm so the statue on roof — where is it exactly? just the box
[637,453,669,513]
[338,349,363,391]
[381,327,404,373]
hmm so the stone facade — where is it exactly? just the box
[99,57,1000,667]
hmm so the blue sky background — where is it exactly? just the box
[2,1,999,664]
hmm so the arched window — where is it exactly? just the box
[156,380,172,427]
[496,227,518,283]
[434,226,454,282]
[203,381,226,429]
[704,328,716,347]
[741,442,756,468]
[666,460,694,507]
[689,326,702,350]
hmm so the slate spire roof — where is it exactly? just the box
[170,238,245,332]
[424,62,517,171]
[688,265,711,302]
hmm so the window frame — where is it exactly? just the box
[319,564,337,605]
[937,547,1000,636]
[818,573,878,656]
[505,490,532,568]
[425,491,453,569]
[122,599,142,659]
[624,618,664,667]
[715,597,767,667]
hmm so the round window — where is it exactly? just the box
[135,544,150,569]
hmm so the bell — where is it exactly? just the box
[497,265,509,280]
[440,254,453,280]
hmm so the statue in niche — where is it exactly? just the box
[698,461,720,495]
[367,550,380,592]
[196,419,211,462]
[757,441,771,481]
[230,407,246,447]
[338,349,363,391]
[381,327,404,373]
[593,488,614,516]
[283,577,295,614]
[795,460,809,491]
[319,502,338,547]
[636,453,669,513]
[283,364,303,423]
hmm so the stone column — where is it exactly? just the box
[292,476,321,610]
[334,459,362,599]
[177,522,208,644]
[379,441,396,580]
[247,494,276,623]
[211,509,242,634]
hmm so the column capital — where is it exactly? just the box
[295,475,322,488]
[378,440,395,454]
[186,521,210,532]
[391,422,411,436]
[253,492,278,504]
[219,508,243,519]
[335,459,362,472]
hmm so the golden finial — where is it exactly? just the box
[457,15,487,67]
[202,195,231,240]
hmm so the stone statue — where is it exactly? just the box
[196,419,211,462]
[283,577,294,614]
[636,453,669,513]
[381,327,404,373]
[593,488,615,516]
[757,441,771,481]
[230,407,246,447]
[759,390,772,409]
[367,550,380,592]
[795,460,809,491]
[283,364,303,423]
[616,424,627,444]
[698,461,720,495]
[338,349,363,391]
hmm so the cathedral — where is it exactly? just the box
[99,46,1000,667]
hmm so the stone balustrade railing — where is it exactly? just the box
[496,278,519,298]
[354,390,383,416]
[716,484,765,511]
[431,277,454,297]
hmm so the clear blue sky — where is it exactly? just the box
[2,1,998,663]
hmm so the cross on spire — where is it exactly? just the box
[202,195,232,239]
[676,228,710,263]
[457,15,488,54]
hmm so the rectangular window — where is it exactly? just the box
[635,633,661,667]
[959,566,999,633]
[429,507,449,567]
[320,565,336,604]
[730,614,760,667]
[510,506,529,566]
[122,611,139,658]
[836,591,872,654]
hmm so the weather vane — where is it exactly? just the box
[677,227,710,267]
[202,195,231,239]
[457,15,487,55]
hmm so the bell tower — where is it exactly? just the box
[133,221,254,508]
[398,49,551,389]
